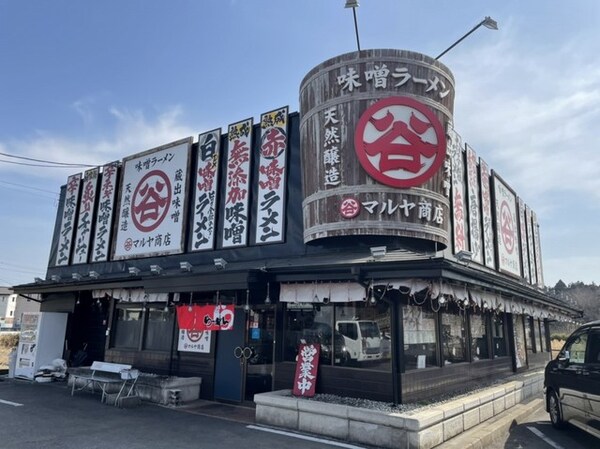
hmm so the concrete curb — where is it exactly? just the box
[441,396,545,449]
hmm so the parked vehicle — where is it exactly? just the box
[336,320,382,362]
[544,320,600,439]
[302,322,350,365]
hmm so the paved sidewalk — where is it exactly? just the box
[442,395,545,448]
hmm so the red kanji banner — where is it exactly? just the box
[176,304,235,331]
[292,343,320,397]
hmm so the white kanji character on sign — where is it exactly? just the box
[323,147,340,165]
[365,64,390,89]
[324,107,339,126]
[337,67,362,92]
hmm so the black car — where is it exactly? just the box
[544,320,600,438]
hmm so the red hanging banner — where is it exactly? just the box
[198,304,235,331]
[176,304,235,331]
[176,305,200,330]
[292,343,320,397]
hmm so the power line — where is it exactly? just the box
[0,180,58,196]
[0,158,92,168]
[0,151,94,168]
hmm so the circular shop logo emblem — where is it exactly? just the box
[340,197,361,218]
[131,170,172,232]
[186,330,204,342]
[354,96,445,188]
[500,200,515,254]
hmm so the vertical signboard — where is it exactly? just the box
[518,198,531,283]
[479,158,496,269]
[91,162,120,263]
[292,343,320,398]
[222,118,253,248]
[493,173,521,277]
[191,129,221,251]
[448,126,467,253]
[254,106,289,244]
[525,206,537,285]
[465,144,483,264]
[532,211,544,287]
[72,168,100,264]
[113,137,192,259]
[55,173,82,266]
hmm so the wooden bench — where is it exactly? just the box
[70,361,139,405]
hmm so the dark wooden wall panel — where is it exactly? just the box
[274,362,394,402]
[105,349,215,400]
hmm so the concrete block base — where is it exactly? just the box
[254,370,545,449]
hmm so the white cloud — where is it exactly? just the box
[452,23,600,209]
[0,105,200,184]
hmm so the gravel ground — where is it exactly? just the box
[298,377,517,415]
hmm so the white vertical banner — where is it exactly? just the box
[55,173,82,266]
[518,198,531,283]
[525,205,537,285]
[532,211,544,287]
[448,125,467,253]
[254,106,288,244]
[72,168,100,264]
[113,137,192,259]
[191,129,221,251]
[479,158,495,269]
[493,173,521,277]
[465,144,483,264]
[222,118,253,248]
[91,162,120,263]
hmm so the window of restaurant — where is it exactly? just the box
[524,316,534,351]
[492,313,508,357]
[143,306,175,352]
[402,304,438,370]
[112,305,143,349]
[533,318,542,353]
[112,303,174,351]
[441,307,467,364]
[512,315,527,369]
[540,319,548,352]
[470,312,489,361]
[283,301,391,371]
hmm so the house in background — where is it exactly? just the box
[0,286,40,330]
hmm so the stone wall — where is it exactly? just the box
[255,371,544,449]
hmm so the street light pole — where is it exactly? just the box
[345,0,361,52]
[435,16,498,60]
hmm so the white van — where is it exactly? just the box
[336,320,382,362]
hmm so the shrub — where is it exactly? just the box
[0,333,20,349]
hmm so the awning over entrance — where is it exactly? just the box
[280,282,366,303]
[377,278,575,321]
[92,288,169,303]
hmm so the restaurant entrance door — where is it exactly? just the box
[213,305,275,403]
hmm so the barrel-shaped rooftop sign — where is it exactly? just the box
[299,49,455,248]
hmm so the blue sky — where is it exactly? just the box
[1,1,599,287]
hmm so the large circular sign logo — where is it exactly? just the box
[500,200,515,254]
[131,170,172,232]
[354,96,445,188]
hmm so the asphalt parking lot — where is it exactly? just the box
[0,377,363,449]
